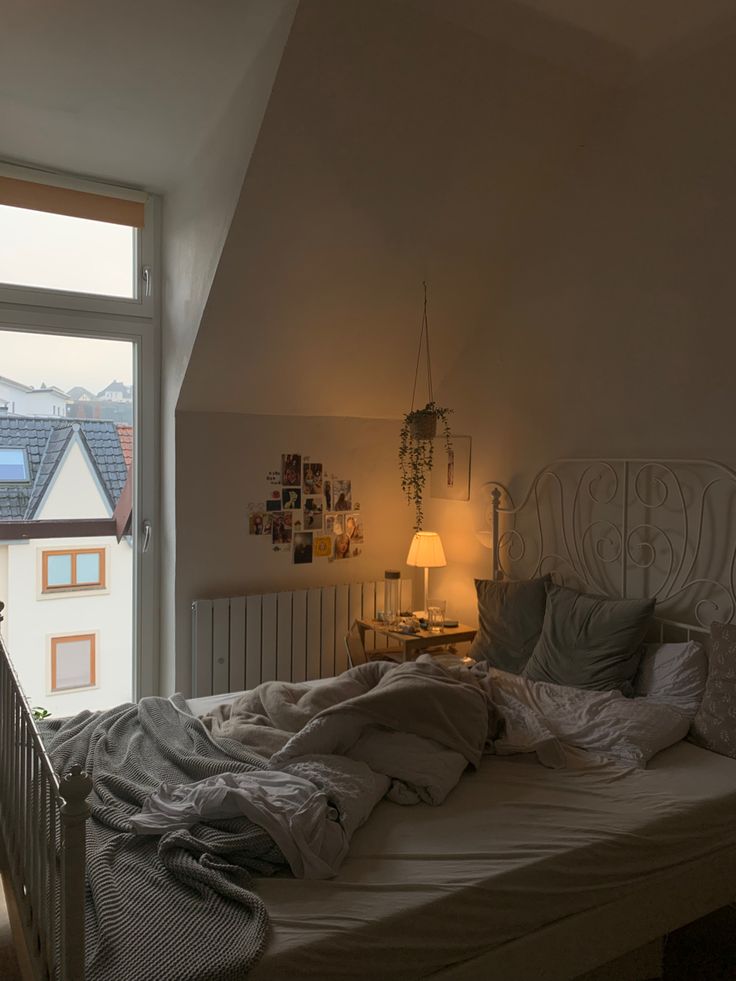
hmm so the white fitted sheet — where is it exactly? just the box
[186,695,736,981]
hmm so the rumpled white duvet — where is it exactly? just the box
[131,655,695,879]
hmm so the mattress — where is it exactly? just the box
[186,694,736,981]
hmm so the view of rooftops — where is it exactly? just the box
[0,329,134,714]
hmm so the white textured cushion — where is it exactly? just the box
[632,641,707,715]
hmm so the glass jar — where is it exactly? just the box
[384,570,401,627]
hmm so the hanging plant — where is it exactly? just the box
[399,283,454,530]
[400,402,452,529]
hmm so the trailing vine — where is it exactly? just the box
[399,402,452,529]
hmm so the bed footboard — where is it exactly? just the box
[0,601,91,981]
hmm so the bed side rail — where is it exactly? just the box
[0,600,92,981]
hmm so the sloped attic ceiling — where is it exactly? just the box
[179,0,736,422]
[0,0,297,192]
[177,0,627,420]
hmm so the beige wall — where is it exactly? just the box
[174,411,416,693]
[171,2,736,683]
[169,0,619,689]
[160,2,297,690]
[425,29,736,624]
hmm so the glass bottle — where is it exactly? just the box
[384,570,401,627]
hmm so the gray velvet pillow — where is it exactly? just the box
[690,621,736,759]
[523,583,654,692]
[468,576,550,673]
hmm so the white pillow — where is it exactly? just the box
[632,641,707,715]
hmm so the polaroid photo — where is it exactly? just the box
[324,479,332,511]
[271,512,293,548]
[332,479,352,511]
[314,536,332,558]
[303,462,323,495]
[333,532,351,560]
[304,496,323,530]
[293,532,313,565]
[282,487,301,510]
[282,454,301,487]
[292,511,303,532]
[325,514,344,535]
[249,511,269,535]
[345,512,364,544]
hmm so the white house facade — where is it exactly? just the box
[0,417,132,716]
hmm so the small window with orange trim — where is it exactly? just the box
[50,634,96,692]
[42,548,106,593]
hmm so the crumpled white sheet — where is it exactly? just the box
[348,729,470,805]
[480,666,693,768]
[130,756,389,879]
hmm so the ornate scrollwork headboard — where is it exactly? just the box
[486,458,736,636]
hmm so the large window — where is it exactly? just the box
[50,634,97,692]
[0,161,159,707]
[42,548,106,593]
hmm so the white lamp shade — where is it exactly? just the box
[406,531,447,569]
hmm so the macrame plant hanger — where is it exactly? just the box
[408,282,438,439]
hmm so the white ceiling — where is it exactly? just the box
[0,0,294,192]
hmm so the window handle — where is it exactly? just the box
[142,266,152,298]
[142,520,152,553]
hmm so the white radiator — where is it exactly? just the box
[191,578,413,697]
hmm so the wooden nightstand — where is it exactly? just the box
[355,618,476,662]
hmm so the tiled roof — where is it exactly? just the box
[116,424,133,469]
[0,417,129,521]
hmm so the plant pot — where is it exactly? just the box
[409,410,437,440]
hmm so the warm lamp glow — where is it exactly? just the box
[406,532,447,615]
[406,531,447,569]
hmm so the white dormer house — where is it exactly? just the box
[98,380,132,403]
[0,419,132,716]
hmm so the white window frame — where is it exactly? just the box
[0,178,160,699]
[0,162,155,319]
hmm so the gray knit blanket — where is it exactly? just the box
[39,695,284,981]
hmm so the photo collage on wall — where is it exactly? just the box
[247,453,363,565]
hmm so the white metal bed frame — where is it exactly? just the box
[488,457,736,640]
[2,457,736,980]
[0,599,91,981]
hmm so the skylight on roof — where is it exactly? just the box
[0,447,29,481]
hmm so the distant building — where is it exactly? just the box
[67,386,95,402]
[0,375,71,417]
[98,380,132,403]
[0,416,132,715]
[67,398,133,424]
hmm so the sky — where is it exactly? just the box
[0,206,134,393]
[0,330,133,394]
[0,205,134,297]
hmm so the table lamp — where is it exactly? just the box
[406,531,447,617]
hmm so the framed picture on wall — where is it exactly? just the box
[430,435,471,501]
